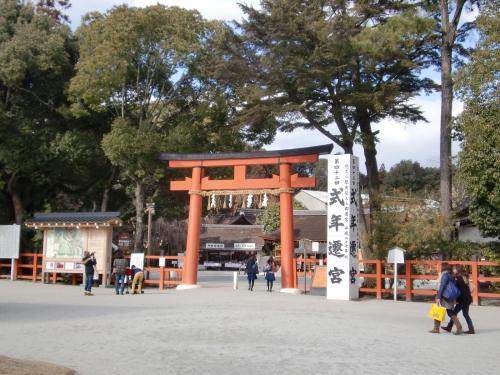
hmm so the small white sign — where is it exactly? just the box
[388,246,405,302]
[206,243,224,249]
[159,257,166,267]
[234,243,255,250]
[312,242,320,253]
[130,253,145,270]
[204,261,221,267]
[388,247,405,264]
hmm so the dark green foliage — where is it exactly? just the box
[455,1,500,237]
[383,160,440,195]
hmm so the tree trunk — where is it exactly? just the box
[358,114,380,213]
[358,112,381,255]
[100,167,116,212]
[6,174,23,225]
[440,32,453,223]
[133,178,145,251]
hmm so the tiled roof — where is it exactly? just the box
[26,212,121,227]
[262,213,327,242]
[298,190,328,203]
[159,144,333,161]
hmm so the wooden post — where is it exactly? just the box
[52,272,57,284]
[159,266,164,290]
[11,258,18,281]
[292,258,298,289]
[405,261,412,302]
[376,261,382,299]
[32,254,37,282]
[182,167,203,286]
[471,261,479,306]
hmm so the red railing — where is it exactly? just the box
[124,255,184,289]
[358,260,500,305]
[0,253,43,282]
[293,258,323,290]
[1,253,184,289]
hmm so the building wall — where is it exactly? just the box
[458,225,498,243]
[295,191,327,210]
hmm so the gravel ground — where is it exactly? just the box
[0,280,498,375]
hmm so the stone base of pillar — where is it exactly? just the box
[279,288,303,295]
[176,284,202,290]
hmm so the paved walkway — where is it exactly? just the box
[0,281,498,375]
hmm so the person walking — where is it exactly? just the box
[130,265,144,295]
[265,257,277,292]
[81,251,96,296]
[442,265,475,334]
[430,263,462,334]
[246,255,258,291]
[112,251,128,295]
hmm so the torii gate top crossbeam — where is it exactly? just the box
[160,144,333,191]
[159,144,333,165]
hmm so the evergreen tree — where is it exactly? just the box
[205,0,436,219]
[455,1,500,237]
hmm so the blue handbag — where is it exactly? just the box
[443,278,461,300]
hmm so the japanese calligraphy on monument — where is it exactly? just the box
[326,154,360,300]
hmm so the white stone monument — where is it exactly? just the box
[326,155,360,300]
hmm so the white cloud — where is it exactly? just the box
[131,0,260,21]
[68,0,261,28]
[67,0,120,27]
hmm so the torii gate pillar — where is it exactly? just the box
[160,144,333,291]
[182,167,203,287]
[279,163,295,290]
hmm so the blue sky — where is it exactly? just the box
[67,0,472,171]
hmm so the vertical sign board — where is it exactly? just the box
[326,155,360,300]
[0,225,21,281]
[0,225,21,259]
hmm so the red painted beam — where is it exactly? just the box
[168,154,318,168]
[169,176,316,191]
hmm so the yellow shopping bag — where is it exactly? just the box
[428,303,446,322]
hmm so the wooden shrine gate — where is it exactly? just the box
[160,144,333,291]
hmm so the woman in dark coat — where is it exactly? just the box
[265,257,277,292]
[246,255,258,291]
[430,263,462,334]
[442,265,475,334]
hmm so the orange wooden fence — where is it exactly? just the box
[1,253,183,289]
[358,260,499,305]
[0,253,43,282]
[124,255,184,290]
[293,258,322,290]
[291,258,500,304]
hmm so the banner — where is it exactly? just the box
[326,155,360,300]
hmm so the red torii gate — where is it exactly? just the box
[160,144,333,291]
